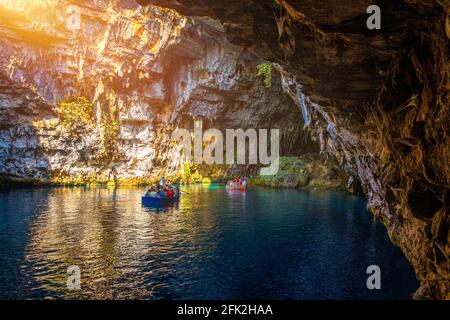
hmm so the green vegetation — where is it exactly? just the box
[175,163,203,184]
[251,156,343,189]
[256,63,273,88]
[57,96,122,164]
[174,162,195,184]
[56,97,94,132]
[201,177,212,184]
[183,162,191,176]
[170,163,228,184]
[251,157,309,188]
[98,113,121,163]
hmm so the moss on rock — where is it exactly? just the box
[251,157,309,188]
[251,155,342,189]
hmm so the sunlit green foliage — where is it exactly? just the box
[256,63,273,88]
[56,97,94,132]
[172,163,204,184]
[98,113,121,162]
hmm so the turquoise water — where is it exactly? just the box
[0,184,418,299]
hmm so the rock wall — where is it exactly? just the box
[0,0,310,184]
[136,0,450,299]
[0,0,448,299]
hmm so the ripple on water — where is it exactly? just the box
[0,185,418,299]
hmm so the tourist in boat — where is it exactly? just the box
[228,177,242,188]
[165,186,174,198]
[227,177,247,190]
[145,187,158,198]
[158,188,166,198]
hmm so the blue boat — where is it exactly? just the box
[141,194,179,206]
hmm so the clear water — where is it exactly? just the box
[0,184,418,299]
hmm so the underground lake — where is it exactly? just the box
[0,184,419,299]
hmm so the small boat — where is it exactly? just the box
[141,194,179,206]
[226,184,246,191]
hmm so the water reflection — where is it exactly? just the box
[0,184,418,299]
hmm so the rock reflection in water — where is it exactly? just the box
[0,185,418,299]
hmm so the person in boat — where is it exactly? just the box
[145,187,158,198]
[164,185,175,198]
[227,177,247,189]
[228,177,240,187]
[158,188,166,198]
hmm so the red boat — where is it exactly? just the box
[226,184,246,191]
[226,178,247,191]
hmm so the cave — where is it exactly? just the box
[0,0,448,300]
[408,180,442,220]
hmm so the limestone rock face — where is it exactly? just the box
[0,0,448,299]
[136,0,450,299]
[0,0,306,184]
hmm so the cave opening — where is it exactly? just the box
[0,0,447,300]
[408,180,443,220]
